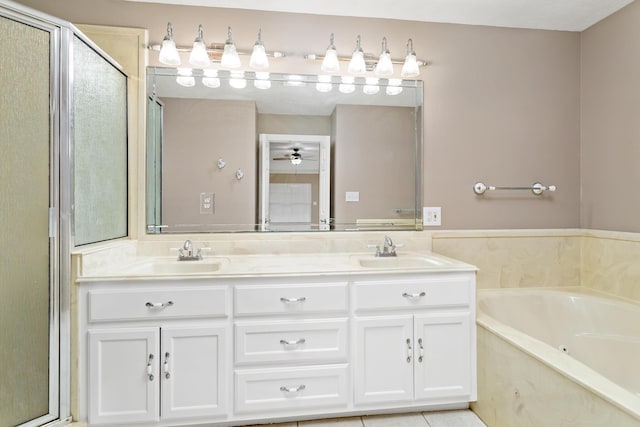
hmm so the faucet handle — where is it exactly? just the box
[367,244,382,256]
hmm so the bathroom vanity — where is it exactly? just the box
[74,249,476,426]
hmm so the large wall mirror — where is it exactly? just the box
[146,66,423,233]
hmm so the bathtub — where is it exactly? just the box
[474,287,640,427]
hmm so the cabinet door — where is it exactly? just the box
[88,327,160,424]
[354,316,413,405]
[414,313,472,401]
[161,326,227,420]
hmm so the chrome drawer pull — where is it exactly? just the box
[406,338,412,363]
[280,384,306,393]
[402,292,426,299]
[280,297,307,303]
[418,338,424,363]
[163,352,171,379]
[280,338,306,346]
[145,301,174,309]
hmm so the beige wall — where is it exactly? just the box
[161,98,257,229]
[15,0,582,230]
[580,0,640,233]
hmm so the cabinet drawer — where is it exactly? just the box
[235,319,348,365]
[235,365,348,413]
[88,287,228,322]
[355,276,472,311]
[235,283,348,316]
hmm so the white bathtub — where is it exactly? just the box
[476,287,640,425]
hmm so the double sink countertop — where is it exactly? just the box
[76,251,478,282]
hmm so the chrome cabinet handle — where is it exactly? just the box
[406,338,412,363]
[280,338,306,346]
[147,354,154,381]
[418,338,424,363]
[280,297,306,303]
[163,352,170,379]
[280,384,306,393]
[145,301,174,309]
[402,292,426,299]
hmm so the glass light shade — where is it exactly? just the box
[189,41,210,68]
[386,78,403,95]
[254,79,271,90]
[339,76,355,94]
[202,77,220,88]
[250,44,269,69]
[315,75,332,93]
[285,75,306,87]
[221,43,241,68]
[159,38,181,66]
[363,77,380,95]
[321,48,340,73]
[375,52,394,76]
[401,52,420,78]
[348,50,366,75]
[176,68,194,87]
[291,157,302,165]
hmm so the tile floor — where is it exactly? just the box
[244,410,487,427]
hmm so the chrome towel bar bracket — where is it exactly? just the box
[473,181,556,196]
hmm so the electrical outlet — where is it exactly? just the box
[200,192,214,214]
[423,206,441,226]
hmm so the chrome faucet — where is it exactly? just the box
[178,239,204,261]
[369,235,400,257]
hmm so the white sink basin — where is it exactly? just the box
[123,259,226,275]
[355,255,451,269]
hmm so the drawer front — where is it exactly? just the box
[355,275,472,311]
[88,287,228,322]
[235,283,348,316]
[235,365,348,413]
[235,319,348,365]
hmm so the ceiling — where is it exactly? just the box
[125,0,634,31]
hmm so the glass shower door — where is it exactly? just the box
[0,13,57,427]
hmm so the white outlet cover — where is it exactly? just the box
[345,191,360,202]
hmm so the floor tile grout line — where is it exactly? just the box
[420,412,432,427]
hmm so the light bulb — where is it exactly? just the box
[249,29,269,69]
[188,24,210,68]
[321,33,340,74]
[374,37,394,77]
[202,70,220,88]
[400,38,420,78]
[339,76,355,94]
[176,68,195,87]
[386,78,403,95]
[348,35,366,75]
[363,77,380,95]
[316,75,332,93]
[221,27,241,69]
[229,71,246,89]
[158,22,181,66]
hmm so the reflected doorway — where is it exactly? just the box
[259,134,331,231]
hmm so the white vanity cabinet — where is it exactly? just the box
[353,273,476,406]
[233,281,350,415]
[79,283,230,425]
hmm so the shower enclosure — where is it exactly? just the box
[0,1,128,426]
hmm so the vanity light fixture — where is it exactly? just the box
[386,78,403,95]
[315,75,332,93]
[249,29,269,70]
[338,76,355,94]
[202,69,220,88]
[189,24,210,68]
[401,38,420,78]
[290,151,302,165]
[285,74,306,87]
[221,27,241,69]
[254,71,271,89]
[176,68,195,87]
[321,33,340,74]
[363,77,380,95]
[229,70,247,89]
[159,22,181,66]
[348,35,367,75]
[374,37,394,77]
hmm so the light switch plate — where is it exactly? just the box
[423,206,441,226]
[345,191,360,202]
